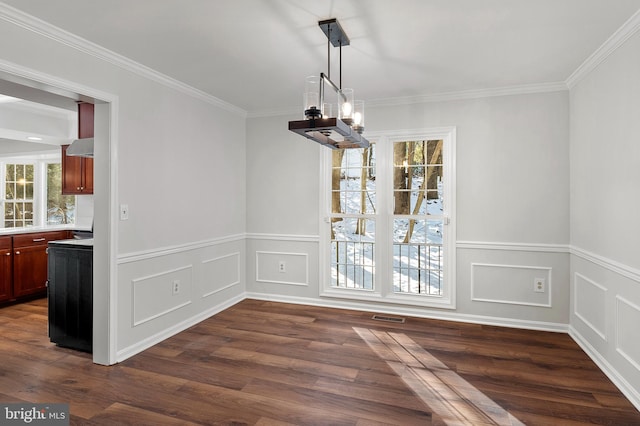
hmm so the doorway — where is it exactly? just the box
[0,65,116,365]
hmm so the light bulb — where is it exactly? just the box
[353,111,362,126]
[342,102,352,117]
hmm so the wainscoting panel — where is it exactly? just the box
[201,252,241,298]
[116,236,245,361]
[132,265,193,326]
[617,296,640,372]
[574,272,607,340]
[471,263,552,307]
[256,251,309,286]
[570,250,640,411]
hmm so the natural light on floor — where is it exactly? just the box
[354,327,524,425]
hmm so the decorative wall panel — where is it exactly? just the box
[471,263,552,307]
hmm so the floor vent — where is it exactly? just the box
[372,314,405,324]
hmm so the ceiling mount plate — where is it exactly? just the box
[319,18,350,47]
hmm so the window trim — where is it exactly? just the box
[319,127,456,309]
[1,151,74,229]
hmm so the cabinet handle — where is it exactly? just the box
[32,238,46,242]
[15,251,20,255]
[77,187,81,190]
[4,253,9,256]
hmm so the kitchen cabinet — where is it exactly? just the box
[0,236,12,302]
[48,239,93,352]
[61,144,94,194]
[11,231,69,299]
[62,102,94,195]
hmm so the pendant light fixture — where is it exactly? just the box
[288,18,370,149]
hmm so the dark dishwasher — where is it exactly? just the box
[47,238,93,353]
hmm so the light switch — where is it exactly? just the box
[120,204,129,220]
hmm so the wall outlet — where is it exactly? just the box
[120,204,129,220]
[278,261,286,273]
[534,278,545,293]
[172,280,180,295]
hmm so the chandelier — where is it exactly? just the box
[288,18,370,149]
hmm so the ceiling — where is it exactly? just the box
[2,0,640,116]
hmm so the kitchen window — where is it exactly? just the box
[1,155,75,228]
[4,163,34,228]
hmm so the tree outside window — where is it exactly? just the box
[4,163,34,228]
[46,163,75,225]
[2,160,75,228]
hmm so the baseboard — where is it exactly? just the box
[569,326,640,412]
[116,293,244,362]
[245,292,569,333]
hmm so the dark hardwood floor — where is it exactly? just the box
[0,298,639,425]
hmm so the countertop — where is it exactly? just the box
[48,238,94,248]
[0,225,91,236]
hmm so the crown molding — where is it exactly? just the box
[566,8,640,89]
[248,81,568,118]
[0,3,247,117]
[367,82,568,107]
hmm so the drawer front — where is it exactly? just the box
[13,231,70,248]
[0,236,11,251]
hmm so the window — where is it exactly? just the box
[46,163,75,225]
[321,128,456,309]
[1,155,75,229]
[392,140,444,296]
[330,146,376,290]
[4,163,34,228]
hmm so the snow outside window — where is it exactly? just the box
[320,129,456,309]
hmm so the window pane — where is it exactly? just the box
[5,183,14,200]
[392,139,445,297]
[24,202,33,220]
[25,183,34,199]
[332,146,375,214]
[16,203,24,219]
[5,164,14,180]
[16,182,25,199]
[331,218,375,290]
[393,240,443,296]
[47,163,75,225]
[5,203,13,218]
[25,164,34,180]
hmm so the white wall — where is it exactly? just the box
[0,10,247,362]
[246,91,571,328]
[569,28,640,408]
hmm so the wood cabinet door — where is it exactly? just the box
[0,245,12,302]
[61,145,94,195]
[61,144,84,195]
[82,157,94,194]
[11,231,67,299]
[13,244,48,298]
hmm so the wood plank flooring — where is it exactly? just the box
[0,298,639,425]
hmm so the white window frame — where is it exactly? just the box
[0,152,72,229]
[319,127,456,309]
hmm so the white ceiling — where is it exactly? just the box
[2,0,640,115]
